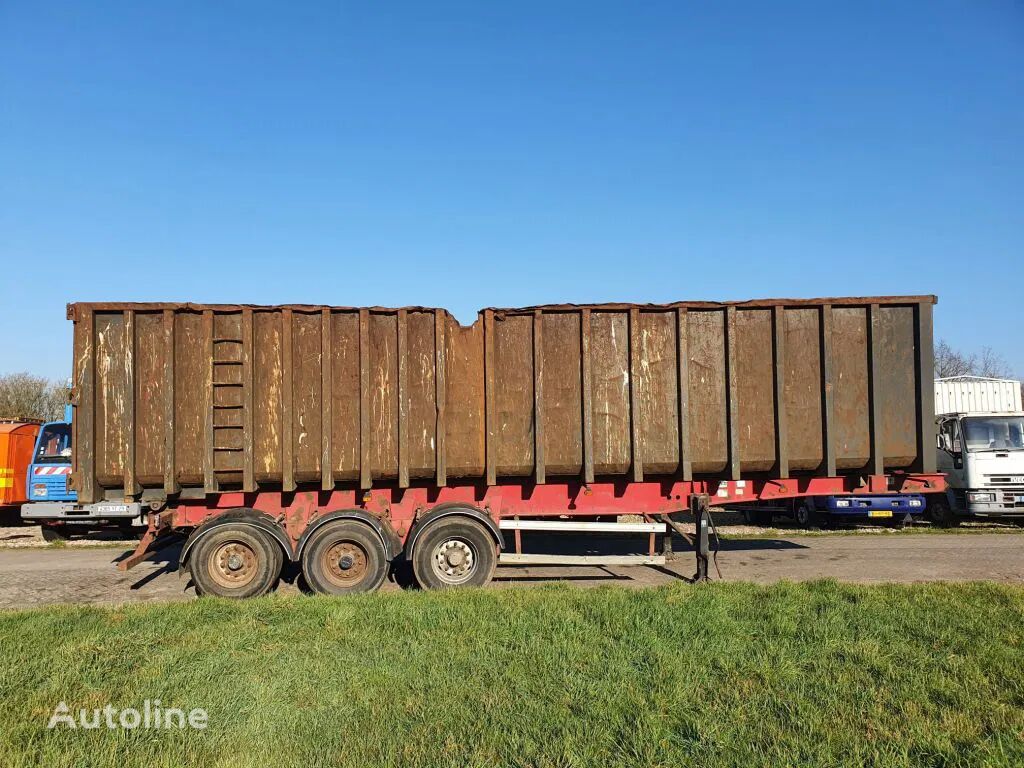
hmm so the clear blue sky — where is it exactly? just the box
[1,1,1021,380]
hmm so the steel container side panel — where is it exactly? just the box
[0,431,9,503]
[541,313,583,476]
[253,312,284,482]
[876,306,918,467]
[832,307,871,470]
[66,297,936,498]
[290,312,323,483]
[172,312,206,486]
[15,429,38,504]
[71,312,92,501]
[0,432,13,505]
[213,313,244,483]
[783,308,823,471]
[444,319,485,478]
[589,312,631,476]
[3,439,15,505]
[0,427,37,505]
[0,432,9,505]
[687,311,728,474]
[135,311,167,485]
[637,311,679,475]
[330,312,360,480]
[94,312,129,487]
[915,302,936,474]
[406,311,437,479]
[368,313,399,481]
[735,309,776,472]
[493,314,534,476]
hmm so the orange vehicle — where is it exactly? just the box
[0,421,41,508]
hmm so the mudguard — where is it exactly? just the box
[404,503,504,559]
[295,509,402,562]
[179,508,294,566]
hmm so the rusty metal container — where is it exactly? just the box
[0,421,41,507]
[67,297,937,504]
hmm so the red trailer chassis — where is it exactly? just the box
[121,472,945,592]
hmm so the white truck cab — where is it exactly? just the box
[934,378,1024,520]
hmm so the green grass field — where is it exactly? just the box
[1,581,1022,768]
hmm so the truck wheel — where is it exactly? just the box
[189,525,283,599]
[40,525,70,542]
[742,509,773,526]
[794,501,820,529]
[928,494,960,528]
[301,521,389,595]
[411,517,497,590]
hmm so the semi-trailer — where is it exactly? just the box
[54,296,944,597]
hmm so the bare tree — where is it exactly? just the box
[935,340,1014,380]
[975,347,1013,379]
[0,373,70,422]
[934,340,974,378]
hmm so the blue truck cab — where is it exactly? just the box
[26,405,75,505]
[21,405,141,536]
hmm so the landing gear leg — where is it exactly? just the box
[692,494,710,582]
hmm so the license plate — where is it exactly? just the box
[868,510,893,518]
[95,504,130,514]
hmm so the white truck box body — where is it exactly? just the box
[935,377,1022,416]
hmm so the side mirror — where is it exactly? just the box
[936,433,945,451]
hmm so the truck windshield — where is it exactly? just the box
[962,416,1024,452]
[36,424,71,462]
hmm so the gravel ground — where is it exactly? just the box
[0,511,1021,609]
[0,531,1022,610]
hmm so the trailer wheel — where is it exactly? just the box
[301,521,389,595]
[190,525,283,599]
[411,517,497,590]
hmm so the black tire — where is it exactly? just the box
[40,525,70,542]
[116,523,144,539]
[301,521,389,596]
[189,524,283,599]
[742,509,774,526]
[794,500,820,529]
[411,517,497,590]
[928,493,960,528]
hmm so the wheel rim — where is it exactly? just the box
[208,540,259,589]
[796,506,809,525]
[430,537,477,585]
[321,540,369,588]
